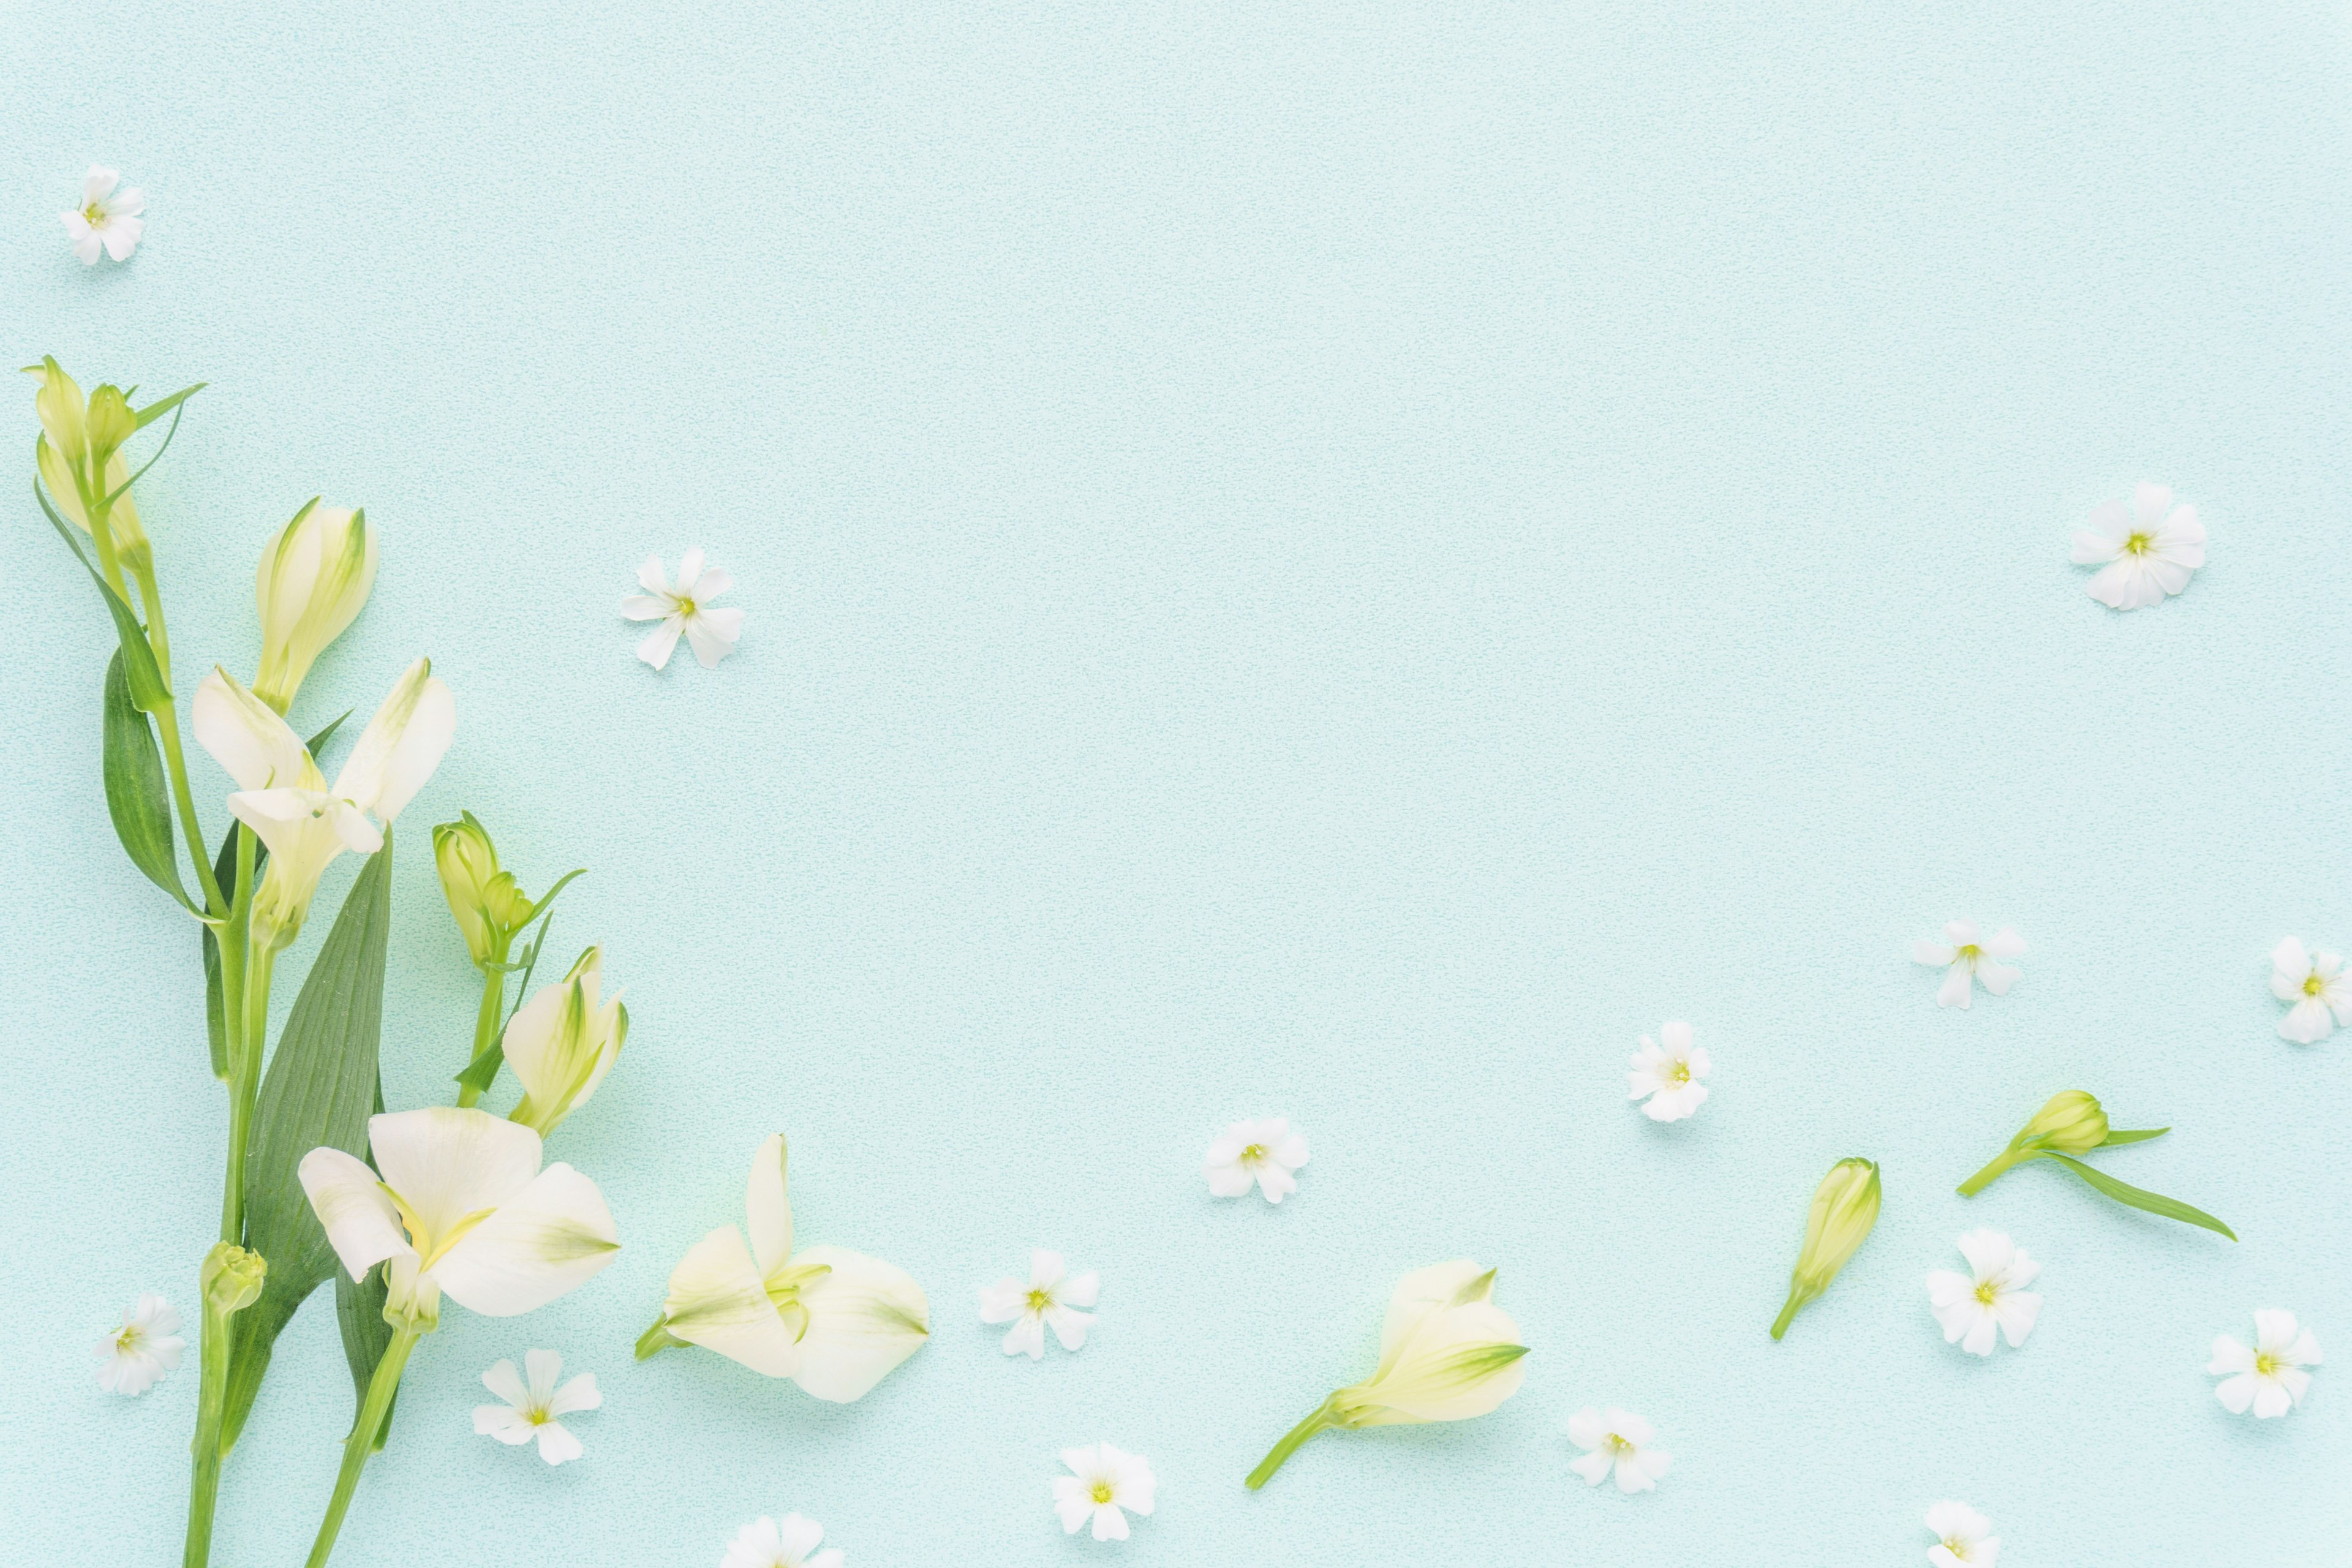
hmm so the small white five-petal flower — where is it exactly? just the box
[622,548,745,669]
[1052,1443,1156,1542]
[1566,1407,1670,1493]
[472,1348,601,1464]
[1204,1116,1309,1204]
[722,1512,843,1568]
[2207,1310,2322,1418]
[2071,482,2206,610]
[62,165,145,265]
[1926,1229,2043,1356]
[1912,920,2024,1009]
[1926,1501,1999,1567]
[2269,938,2352,1044]
[94,1292,184,1395]
[979,1250,1099,1359]
[1627,1022,1709,1122]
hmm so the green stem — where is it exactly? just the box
[1770,1283,1812,1340]
[182,1294,235,1567]
[305,1327,419,1568]
[1246,1395,1342,1490]
[151,700,227,917]
[635,1314,685,1359]
[454,956,507,1109]
[1957,1147,2028,1197]
[222,944,276,1242]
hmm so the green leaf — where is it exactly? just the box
[100,649,197,913]
[37,481,170,710]
[2044,1153,2237,1240]
[219,835,395,1450]
[132,380,205,429]
[2100,1127,2170,1147]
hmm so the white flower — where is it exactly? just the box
[2207,1310,2321,1418]
[2071,482,2206,610]
[1052,1443,1156,1542]
[622,548,744,669]
[650,1134,929,1401]
[502,946,628,1136]
[1926,1501,1999,1567]
[721,1513,843,1568]
[194,658,455,948]
[1566,1407,1670,1493]
[1204,1117,1309,1203]
[61,165,145,265]
[979,1250,1098,1359]
[1627,1022,1709,1121]
[300,1107,620,1330]
[1926,1229,2043,1356]
[94,1292,184,1395]
[472,1348,600,1464]
[2269,938,2352,1044]
[1911,920,2024,1009]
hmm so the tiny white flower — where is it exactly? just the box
[1926,1229,2043,1356]
[61,165,145,266]
[1566,1406,1670,1494]
[2071,482,2206,610]
[1911,919,2024,1009]
[721,1512,843,1568]
[622,548,745,670]
[1925,1501,1999,1567]
[1052,1443,1156,1542]
[2207,1310,2322,1418]
[2269,938,2352,1044]
[1204,1116,1308,1204]
[1627,1022,1709,1122]
[94,1292,184,1395]
[978,1250,1099,1359]
[472,1348,601,1464]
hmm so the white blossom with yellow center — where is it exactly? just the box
[1912,919,2024,1009]
[1926,1229,2043,1356]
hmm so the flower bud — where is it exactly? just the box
[505,946,628,1136]
[27,356,86,461]
[433,812,507,967]
[200,1242,268,1316]
[1771,1157,1881,1340]
[2015,1090,2108,1156]
[83,382,136,466]
[28,356,149,562]
[252,500,377,712]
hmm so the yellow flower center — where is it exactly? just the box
[1027,1287,1054,1313]
[1669,1061,1691,1084]
[1605,1433,1635,1454]
[382,1184,497,1270]
[113,1325,143,1349]
[674,596,696,617]
[2124,531,2154,556]
[1956,943,1981,965]
[1975,1280,1999,1305]
[1943,1538,1969,1559]
[82,202,110,228]
[2305,974,2326,997]
[1090,1479,1115,1505]
[1240,1143,1266,1165]
[2256,1352,2280,1376]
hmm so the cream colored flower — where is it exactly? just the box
[502,947,628,1136]
[2071,482,2204,610]
[252,500,377,712]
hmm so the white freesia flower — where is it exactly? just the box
[622,548,744,669]
[979,1250,1098,1359]
[2269,938,2352,1044]
[722,1513,843,1568]
[2071,482,2205,611]
[646,1134,929,1401]
[1926,1501,1999,1567]
[2207,1310,2322,1418]
[1053,1443,1156,1542]
[1911,920,2024,1009]
[194,659,454,947]
[502,946,628,1136]
[1627,1022,1709,1121]
[300,1107,619,1331]
[1566,1406,1670,1493]
[62,165,145,265]
[473,1349,600,1464]
[1204,1117,1309,1204]
[1927,1229,2043,1356]
[94,1292,184,1395]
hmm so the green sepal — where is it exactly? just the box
[2099,1127,2170,1147]
[219,835,394,1451]
[132,380,205,430]
[2043,1153,2236,1240]
[39,481,170,710]
[100,649,198,914]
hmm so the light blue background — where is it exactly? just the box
[3,4,2347,1564]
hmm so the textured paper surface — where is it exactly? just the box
[2,4,2346,1563]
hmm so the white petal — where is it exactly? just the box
[1606,1408,1654,1446]
[480,1357,531,1410]
[1566,1407,1608,1450]
[2252,1378,2293,1418]
[1611,1453,1655,1493]
[524,1348,562,1406]
[788,1245,931,1402]
[685,611,743,668]
[662,1226,799,1376]
[636,555,671,597]
[532,1420,584,1464]
[369,1107,542,1243]
[2207,1335,2255,1375]
[1659,1020,1692,1052]
[1567,1450,1612,1486]
[1943,919,1981,945]
[1044,1304,1095,1351]
[1255,1160,1298,1202]
[547,1372,601,1415]
[1090,1503,1129,1541]
[2070,527,2122,564]
[194,668,317,791]
[1270,1133,1310,1169]
[1912,941,1956,965]
[1927,1269,1974,1310]
[1926,1502,1990,1542]
[83,166,119,204]
[1993,1291,2041,1347]
[472,1404,536,1443]
[691,565,735,601]
[619,594,674,621]
[1936,966,1973,1008]
[675,548,705,592]
[1960,1308,1999,1356]
[744,1133,794,1277]
[1060,1269,1100,1309]
[2255,1310,2302,1354]
[978,1280,1028,1323]
[2132,481,2174,531]
[636,617,685,669]
[297,1147,412,1283]
[1054,1485,1095,1533]
[72,228,103,265]
[1955,1229,2015,1279]
[1001,1313,1046,1359]
[1109,1447,1155,1513]
[2213,1371,2257,1412]
[1981,927,2025,959]
[333,660,454,824]
[1204,1160,1254,1197]
[102,220,140,261]
[2279,998,2334,1044]
[431,1162,620,1317]
[1975,962,2020,996]
[772,1514,825,1561]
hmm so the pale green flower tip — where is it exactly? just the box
[2018,1090,2109,1156]
[200,1243,267,1316]
[1778,1157,1882,1335]
[433,810,505,965]
[252,499,380,713]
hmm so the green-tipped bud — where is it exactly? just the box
[252,500,377,712]
[28,356,149,564]
[200,1242,267,1316]
[27,356,87,461]
[434,811,507,966]
[2016,1090,2109,1156]
[1771,1157,1881,1340]
[83,382,136,468]
[505,946,628,1136]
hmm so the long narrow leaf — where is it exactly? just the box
[219,835,394,1449]
[100,649,197,913]
[36,481,169,710]
[2045,1153,2237,1240]
[132,380,205,429]
[2099,1127,2170,1147]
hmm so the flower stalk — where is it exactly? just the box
[304,1324,419,1568]
[1958,1090,2233,1238]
